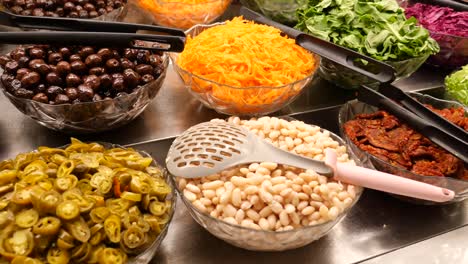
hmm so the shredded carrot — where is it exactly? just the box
[176,17,318,114]
[138,0,231,29]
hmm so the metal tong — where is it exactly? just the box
[0,9,186,52]
[240,7,468,164]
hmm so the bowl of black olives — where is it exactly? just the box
[0,44,168,134]
[0,0,128,21]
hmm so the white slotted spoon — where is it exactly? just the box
[166,121,455,203]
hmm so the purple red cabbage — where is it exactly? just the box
[404,3,468,37]
[404,3,468,69]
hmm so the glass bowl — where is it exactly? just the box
[0,141,176,264]
[319,54,430,90]
[137,0,232,30]
[239,0,307,26]
[338,93,468,205]
[170,125,363,251]
[0,51,169,135]
[170,22,320,116]
[424,32,468,70]
[0,0,128,22]
[397,0,468,70]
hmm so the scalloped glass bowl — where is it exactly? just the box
[0,52,169,134]
[170,23,320,116]
[396,0,468,69]
[338,93,468,205]
[239,0,307,26]
[170,128,363,251]
[424,32,468,70]
[319,54,430,90]
[1,142,176,264]
[138,0,232,30]
[121,144,176,264]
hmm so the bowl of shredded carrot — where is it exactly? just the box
[137,0,232,30]
[171,17,320,116]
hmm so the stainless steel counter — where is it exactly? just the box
[0,2,466,263]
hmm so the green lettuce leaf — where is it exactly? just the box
[445,65,468,106]
[295,0,440,61]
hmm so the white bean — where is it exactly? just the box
[248,163,259,172]
[270,201,283,214]
[223,217,237,225]
[267,214,277,229]
[279,211,290,226]
[279,188,292,197]
[202,190,216,199]
[186,183,201,194]
[193,200,207,213]
[260,162,278,171]
[183,190,197,202]
[202,180,224,190]
[259,206,272,218]
[231,188,242,207]
[259,188,273,203]
[200,198,212,207]
[285,204,295,214]
[223,204,237,218]
[290,212,300,225]
[301,206,315,216]
[328,206,339,221]
[297,201,308,211]
[178,178,187,190]
[244,186,259,195]
[246,209,260,222]
[272,183,287,194]
[235,209,245,223]
[241,201,252,211]
[259,218,270,230]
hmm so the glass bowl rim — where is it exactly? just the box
[0,52,169,107]
[170,22,321,91]
[338,94,468,187]
[170,121,364,235]
[154,0,232,6]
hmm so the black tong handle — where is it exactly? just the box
[379,84,468,144]
[240,6,396,84]
[358,86,468,164]
[3,11,185,36]
[0,32,185,52]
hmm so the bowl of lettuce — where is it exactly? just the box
[445,65,468,105]
[295,0,440,89]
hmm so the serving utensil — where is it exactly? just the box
[0,9,186,52]
[358,86,468,164]
[166,121,455,203]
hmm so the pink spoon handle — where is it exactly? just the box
[335,163,454,202]
[324,150,455,203]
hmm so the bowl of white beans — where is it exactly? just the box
[172,116,363,251]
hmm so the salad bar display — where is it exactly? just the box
[0,0,467,263]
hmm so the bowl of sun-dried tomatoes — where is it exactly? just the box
[338,92,468,205]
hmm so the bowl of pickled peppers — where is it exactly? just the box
[0,138,175,264]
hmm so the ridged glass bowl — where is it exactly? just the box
[170,22,320,116]
[397,0,468,69]
[0,51,169,134]
[319,54,429,90]
[170,128,363,251]
[0,141,176,264]
[138,0,232,30]
[338,93,468,205]
[239,0,307,26]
